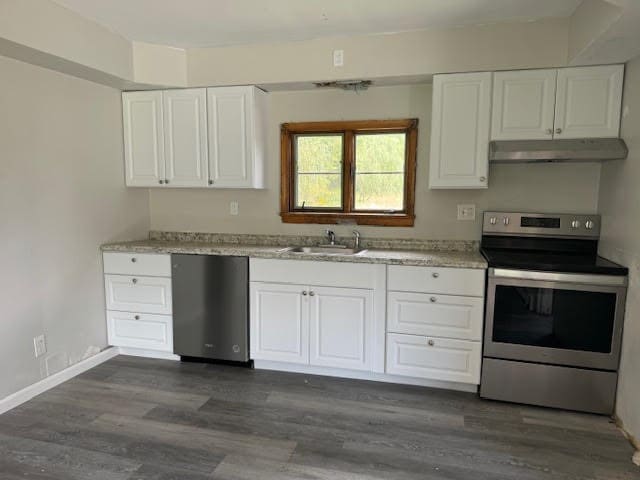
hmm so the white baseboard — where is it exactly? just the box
[0,347,119,415]
[253,360,478,393]
[117,347,180,361]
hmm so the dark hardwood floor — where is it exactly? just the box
[0,355,637,479]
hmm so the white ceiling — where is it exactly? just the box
[52,0,583,48]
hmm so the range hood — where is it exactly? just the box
[489,138,628,163]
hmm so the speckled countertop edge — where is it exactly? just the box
[101,237,488,269]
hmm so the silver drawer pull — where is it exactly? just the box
[430,297,437,303]
[132,278,138,284]
[302,291,308,296]
[131,257,137,263]
[428,339,435,346]
[432,272,439,278]
[134,315,140,320]
[309,291,315,296]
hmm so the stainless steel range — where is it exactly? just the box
[479,212,628,414]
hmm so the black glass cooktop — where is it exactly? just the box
[481,248,628,276]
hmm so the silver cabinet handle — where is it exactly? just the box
[208,180,213,185]
[546,128,553,135]
[428,339,435,346]
[134,315,140,320]
[165,179,170,184]
[430,297,437,303]
[432,272,439,278]
[479,176,486,182]
[132,278,138,284]
[309,291,315,296]
[158,179,164,184]
[302,291,308,296]
[131,257,137,263]
[555,128,562,134]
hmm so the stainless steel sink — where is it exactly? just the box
[279,246,367,255]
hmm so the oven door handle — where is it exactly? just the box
[489,268,627,287]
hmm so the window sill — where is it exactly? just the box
[280,211,415,227]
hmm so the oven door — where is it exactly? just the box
[484,268,627,370]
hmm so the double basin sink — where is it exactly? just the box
[278,245,368,256]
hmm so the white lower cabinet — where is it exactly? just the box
[107,311,173,352]
[250,282,309,364]
[386,333,481,384]
[309,287,374,371]
[104,274,172,315]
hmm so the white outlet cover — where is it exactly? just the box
[230,201,239,216]
[333,49,344,67]
[457,204,476,221]
[33,334,47,358]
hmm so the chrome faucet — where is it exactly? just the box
[325,229,336,245]
[353,230,361,250]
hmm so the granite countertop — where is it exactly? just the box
[101,239,488,269]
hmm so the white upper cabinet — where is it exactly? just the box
[554,65,624,139]
[491,69,557,140]
[429,72,492,189]
[123,91,165,187]
[122,86,266,189]
[163,89,209,187]
[207,86,267,188]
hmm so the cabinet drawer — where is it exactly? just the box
[388,265,485,297]
[105,274,172,314]
[107,311,173,352]
[386,333,481,385]
[387,292,483,340]
[103,252,171,277]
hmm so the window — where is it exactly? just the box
[280,119,418,226]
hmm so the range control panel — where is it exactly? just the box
[483,212,601,238]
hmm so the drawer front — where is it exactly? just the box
[386,333,481,384]
[107,311,173,352]
[250,258,379,289]
[388,265,485,297]
[105,274,172,314]
[387,292,483,340]
[103,252,171,277]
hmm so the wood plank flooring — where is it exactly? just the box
[0,355,637,479]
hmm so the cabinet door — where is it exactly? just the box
[429,72,492,189]
[309,287,374,371]
[386,333,481,384]
[107,311,173,352]
[163,89,209,187]
[207,86,255,188]
[554,65,624,139]
[122,91,165,187]
[250,282,309,364]
[491,69,556,140]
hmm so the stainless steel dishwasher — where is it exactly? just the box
[172,254,249,362]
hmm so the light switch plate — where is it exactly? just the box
[230,201,239,216]
[457,204,476,221]
[333,49,344,67]
[34,334,47,358]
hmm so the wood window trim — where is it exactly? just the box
[280,119,418,227]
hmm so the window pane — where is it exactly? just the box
[354,133,406,211]
[295,134,343,208]
[355,173,404,211]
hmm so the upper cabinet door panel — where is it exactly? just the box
[491,69,557,140]
[163,89,209,187]
[122,91,165,187]
[429,72,492,189]
[554,65,624,139]
[208,87,253,188]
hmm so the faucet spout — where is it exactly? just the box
[325,229,336,245]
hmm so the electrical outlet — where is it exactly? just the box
[333,49,344,67]
[33,334,47,358]
[230,201,239,216]
[457,204,476,221]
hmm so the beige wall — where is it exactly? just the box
[0,55,149,399]
[150,84,602,240]
[599,55,640,442]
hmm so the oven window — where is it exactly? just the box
[493,286,616,353]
